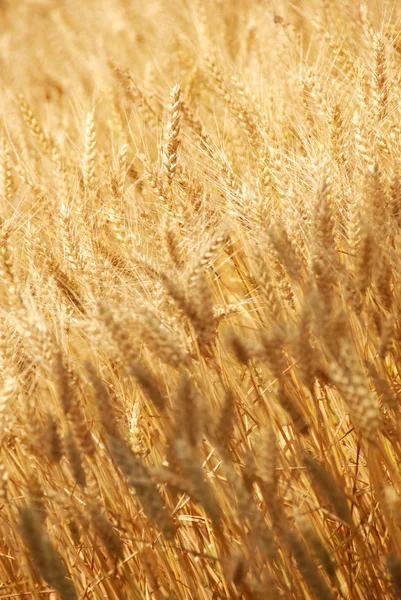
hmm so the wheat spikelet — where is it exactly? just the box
[27,475,47,525]
[96,303,166,410]
[187,227,229,282]
[229,330,252,364]
[55,351,74,416]
[82,111,96,190]
[258,327,286,380]
[68,396,96,457]
[57,203,90,280]
[379,315,395,359]
[43,414,63,464]
[320,25,355,74]
[163,214,185,269]
[294,311,318,391]
[215,387,235,450]
[115,141,128,197]
[107,434,175,539]
[173,371,203,450]
[0,461,8,501]
[0,136,14,202]
[295,511,337,583]
[0,219,22,309]
[0,374,18,441]
[172,373,221,524]
[87,502,124,560]
[128,398,144,455]
[174,436,222,526]
[65,431,87,488]
[330,101,350,172]
[252,249,282,320]
[371,33,388,121]
[330,340,380,441]
[163,84,182,190]
[37,241,85,314]
[255,424,278,497]
[19,505,78,600]
[311,176,339,304]
[277,384,309,435]
[183,101,242,194]
[86,361,120,438]
[268,222,304,283]
[110,62,160,129]
[135,304,190,368]
[284,529,335,600]
[355,224,375,299]
[376,254,393,312]
[303,453,352,526]
[300,67,318,134]
[17,93,51,155]
[203,51,259,140]
[137,257,215,352]
[130,361,167,413]
[367,361,397,411]
[353,109,374,171]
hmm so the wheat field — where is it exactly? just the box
[1,0,401,598]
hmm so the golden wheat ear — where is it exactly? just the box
[18,505,79,600]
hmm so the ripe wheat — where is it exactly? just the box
[1,1,401,599]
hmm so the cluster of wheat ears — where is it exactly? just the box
[1,0,401,598]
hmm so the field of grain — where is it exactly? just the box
[1,0,401,598]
